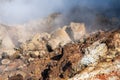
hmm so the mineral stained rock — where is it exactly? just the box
[69,56,120,80]
[69,30,120,80]
[80,42,108,66]
[0,22,120,80]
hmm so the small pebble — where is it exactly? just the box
[1,59,10,65]
[28,58,34,62]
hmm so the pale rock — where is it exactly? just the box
[66,22,86,41]
[39,33,51,41]
[80,41,108,66]
[28,58,34,62]
[70,22,86,40]
[34,51,40,56]
[21,33,47,52]
[32,33,51,41]
[113,33,120,51]
[1,59,10,65]
[31,33,41,44]
[32,35,46,50]
[38,50,46,58]
[27,43,36,51]
[69,58,120,80]
[2,36,15,49]
[20,42,34,51]
[48,27,71,49]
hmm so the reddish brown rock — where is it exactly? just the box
[8,74,23,80]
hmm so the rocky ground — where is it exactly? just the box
[0,21,120,80]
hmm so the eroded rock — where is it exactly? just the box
[48,27,71,49]
[80,41,108,66]
[66,22,86,41]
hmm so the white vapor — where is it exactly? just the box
[0,0,69,24]
[0,0,119,25]
[0,0,120,50]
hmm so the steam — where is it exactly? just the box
[0,0,60,24]
[0,0,120,49]
[0,0,77,24]
[0,0,120,25]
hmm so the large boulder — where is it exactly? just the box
[80,41,108,66]
[66,22,86,41]
[48,27,71,49]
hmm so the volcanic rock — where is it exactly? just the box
[68,30,120,80]
[80,41,108,66]
[27,58,50,80]
[66,22,86,41]
[69,56,120,80]
[48,27,71,49]
[0,22,120,80]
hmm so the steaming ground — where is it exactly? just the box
[0,0,120,49]
[0,1,120,79]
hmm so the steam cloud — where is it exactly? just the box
[0,0,78,24]
[0,0,119,25]
[0,0,120,50]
